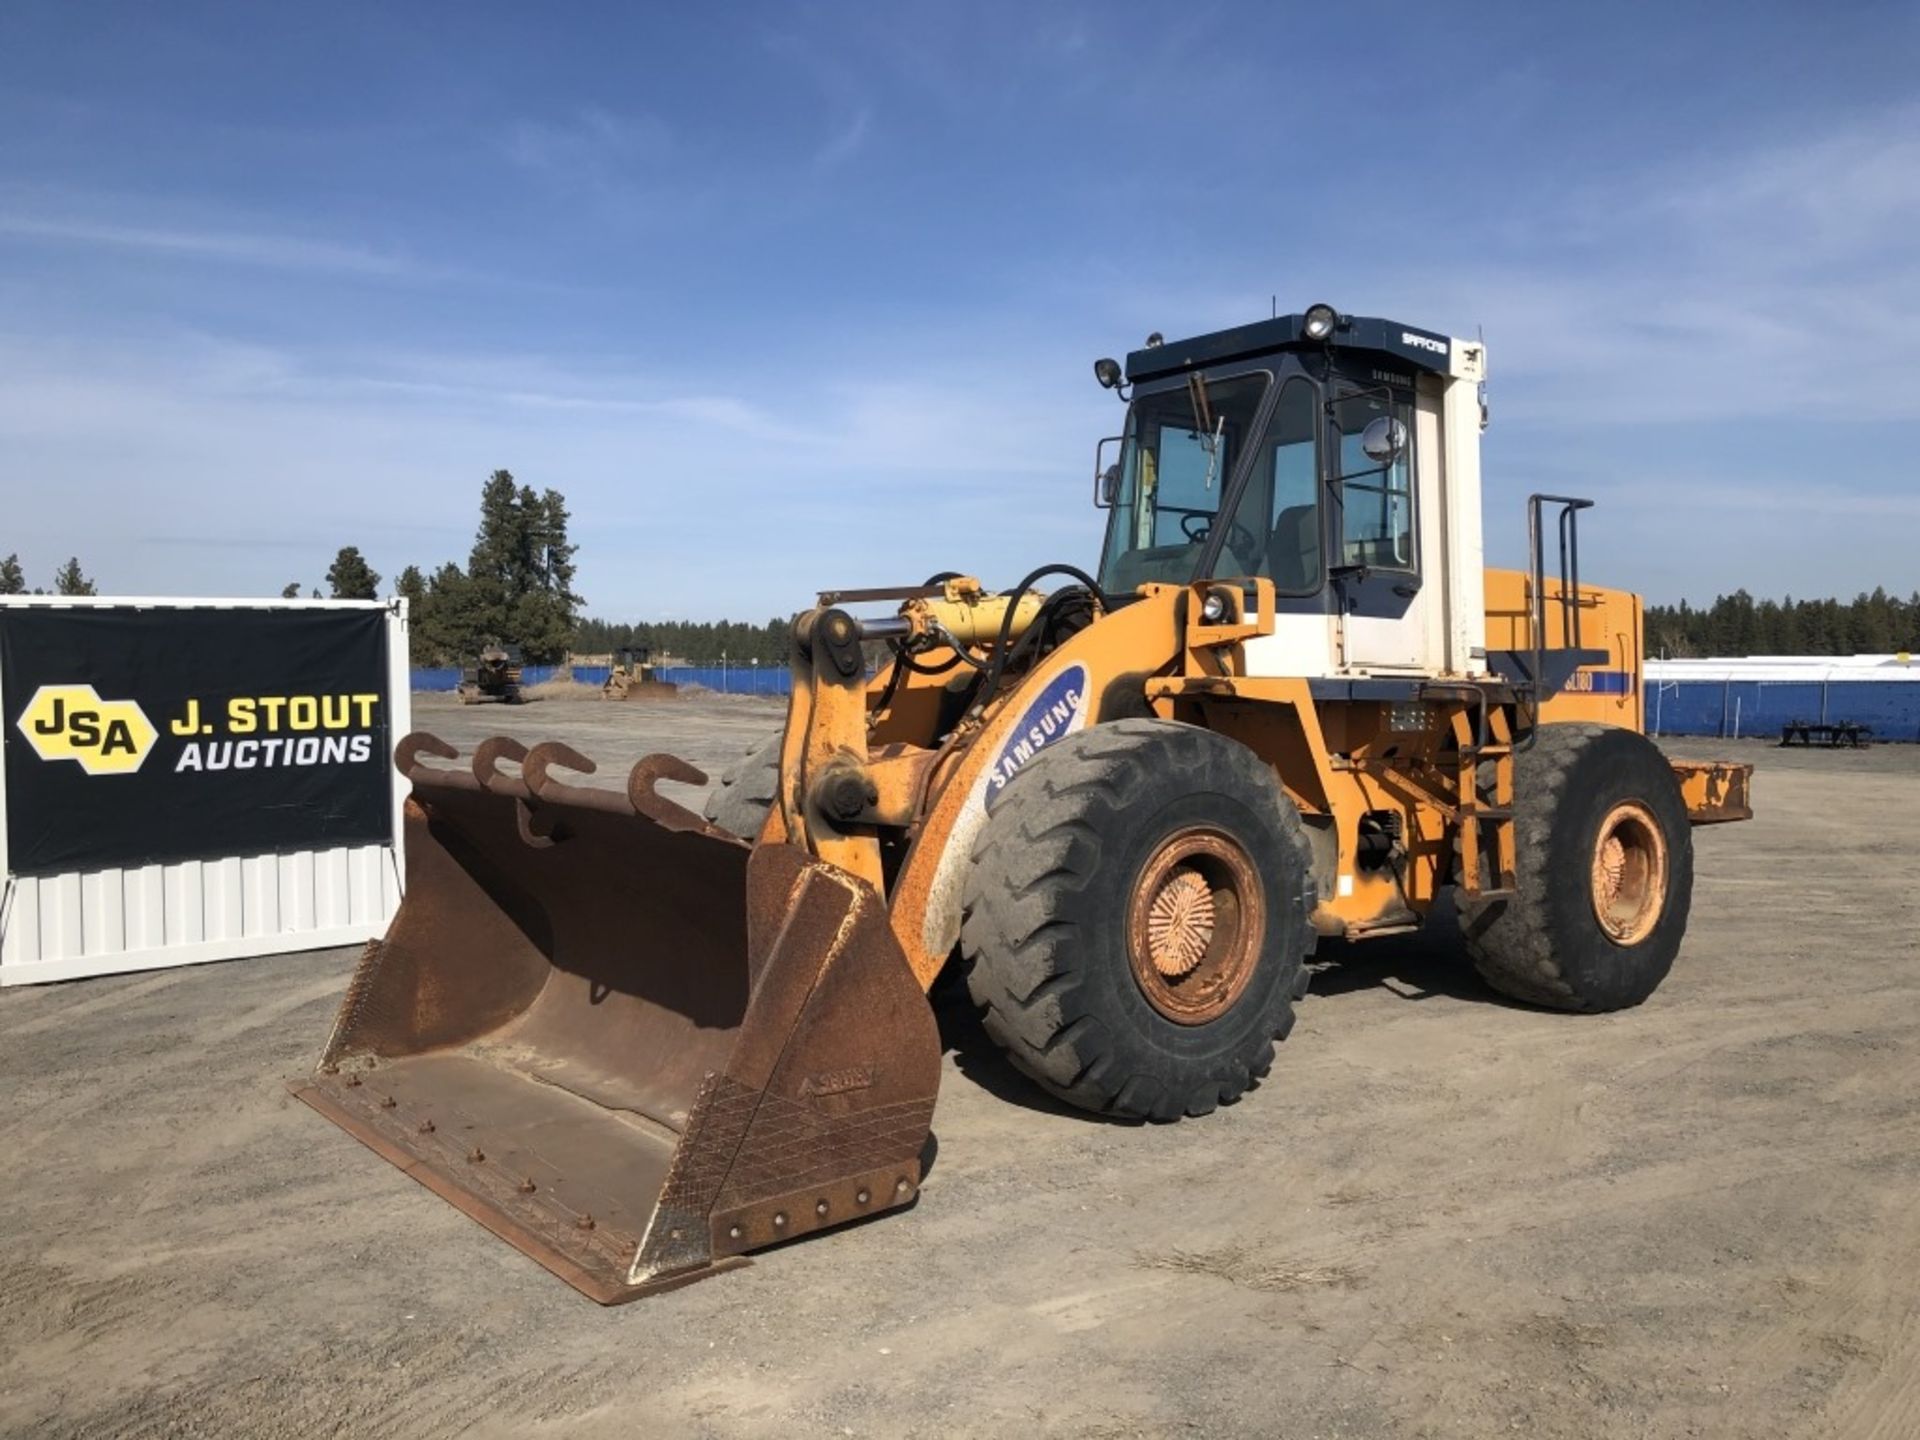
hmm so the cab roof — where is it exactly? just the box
[1124,312,1465,385]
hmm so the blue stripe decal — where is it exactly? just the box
[1563,669,1634,696]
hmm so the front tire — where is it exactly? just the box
[1460,723,1693,1011]
[961,719,1316,1121]
[703,735,781,840]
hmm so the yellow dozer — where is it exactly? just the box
[295,306,1752,1302]
[602,645,679,701]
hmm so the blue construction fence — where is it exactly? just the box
[1650,680,1920,742]
[405,667,1917,738]
[410,664,792,696]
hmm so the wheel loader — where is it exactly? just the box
[294,305,1754,1303]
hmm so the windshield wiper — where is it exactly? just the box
[1186,374,1225,489]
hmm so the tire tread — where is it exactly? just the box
[962,718,1316,1121]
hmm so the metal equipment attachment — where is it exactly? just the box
[293,731,941,1303]
[1670,758,1755,824]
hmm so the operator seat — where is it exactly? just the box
[1267,504,1320,591]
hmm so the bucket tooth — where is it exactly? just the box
[292,732,940,1303]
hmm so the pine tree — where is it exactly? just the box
[53,557,96,596]
[280,581,303,599]
[0,553,24,594]
[393,565,434,663]
[394,564,427,608]
[465,470,521,639]
[326,546,381,600]
[462,470,583,664]
[417,562,481,665]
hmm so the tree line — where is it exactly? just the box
[573,615,793,667]
[0,555,97,596]
[17,518,1915,668]
[1645,588,1920,659]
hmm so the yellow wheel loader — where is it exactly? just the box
[295,306,1753,1302]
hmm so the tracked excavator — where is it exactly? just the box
[294,306,1753,1302]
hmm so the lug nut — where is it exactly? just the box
[855,1189,870,1206]
[895,1178,912,1197]
[728,1224,743,1240]
[816,1200,829,1217]
[772,1212,787,1230]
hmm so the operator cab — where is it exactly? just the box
[1092,306,1488,680]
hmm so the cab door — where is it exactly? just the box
[1328,385,1436,672]
[1215,375,1342,680]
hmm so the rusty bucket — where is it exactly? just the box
[292,733,940,1303]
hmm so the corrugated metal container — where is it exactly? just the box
[0,596,410,985]
[1646,654,1920,741]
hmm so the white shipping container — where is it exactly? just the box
[0,596,410,985]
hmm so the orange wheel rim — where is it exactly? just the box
[1127,827,1263,1025]
[1590,800,1668,945]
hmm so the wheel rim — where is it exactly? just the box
[1590,800,1668,945]
[1127,827,1264,1025]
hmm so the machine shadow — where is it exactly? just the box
[1304,896,1530,1009]
[927,899,1536,1125]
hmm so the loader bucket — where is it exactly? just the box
[292,733,941,1303]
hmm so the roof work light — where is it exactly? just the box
[1302,303,1339,341]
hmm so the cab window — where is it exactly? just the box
[1212,378,1321,590]
[1097,373,1270,593]
[1332,390,1415,570]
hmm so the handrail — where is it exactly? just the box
[1524,493,1595,748]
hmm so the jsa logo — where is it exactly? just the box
[16,685,159,775]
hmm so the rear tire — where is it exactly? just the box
[702,735,782,840]
[961,719,1316,1122]
[1460,723,1693,1011]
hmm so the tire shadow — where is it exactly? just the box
[928,966,1139,1126]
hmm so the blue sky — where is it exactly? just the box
[2,2,1915,620]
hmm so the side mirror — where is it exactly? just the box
[1093,436,1124,508]
[1361,415,1408,464]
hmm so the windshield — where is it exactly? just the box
[1097,373,1269,593]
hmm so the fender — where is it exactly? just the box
[883,589,1189,986]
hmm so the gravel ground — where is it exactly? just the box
[1,692,1915,1439]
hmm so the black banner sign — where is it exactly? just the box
[2,606,393,877]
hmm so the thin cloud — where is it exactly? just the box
[504,107,676,179]
[813,107,872,170]
[0,213,442,279]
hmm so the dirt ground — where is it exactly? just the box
[3,690,1917,1439]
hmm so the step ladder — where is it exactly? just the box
[1448,697,1517,901]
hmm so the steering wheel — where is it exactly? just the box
[1180,512,1262,568]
